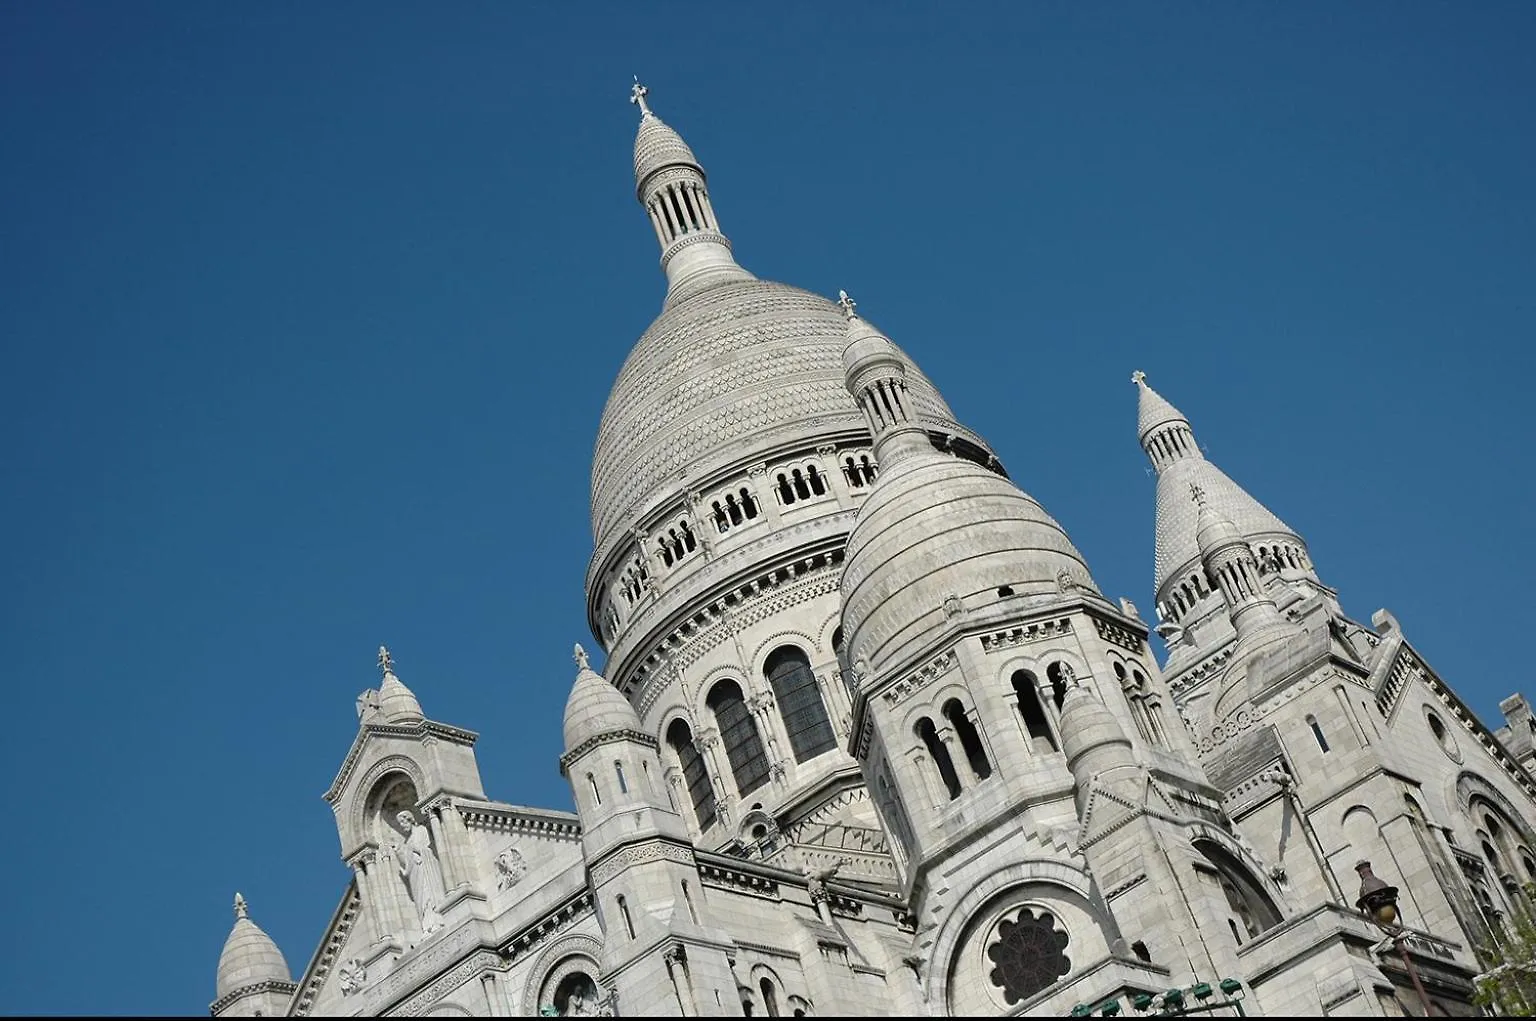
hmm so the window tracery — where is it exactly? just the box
[985,907,1071,1005]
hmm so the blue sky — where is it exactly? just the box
[3,3,1533,1014]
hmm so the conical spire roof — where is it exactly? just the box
[563,644,642,752]
[630,80,703,196]
[215,893,291,998]
[1134,372,1307,606]
[1134,369,1191,443]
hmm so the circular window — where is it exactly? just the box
[985,907,1070,1005]
[1425,709,1462,762]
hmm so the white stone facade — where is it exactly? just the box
[210,90,1536,1017]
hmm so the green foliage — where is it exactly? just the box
[1473,882,1536,1015]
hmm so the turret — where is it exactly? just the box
[630,80,754,302]
[211,893,296,1017]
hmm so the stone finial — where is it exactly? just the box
[574,643,590,671]
[234,892,248,920]
[1131,369,1147,387]
[630,77,653,118]
[377,645,394,676]
[1189,482,1206,506]
[837,289,858,321]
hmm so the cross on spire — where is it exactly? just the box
[377,645,394,676]
[630,77,653,118]
[837,290,858,321]
[234,892,248,920]
[1131,369,1147,387]
[573,643,590,671]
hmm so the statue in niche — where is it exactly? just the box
[391,810,446,935]
[494,847,527,891]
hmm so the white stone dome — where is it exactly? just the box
[563,663,643,752]
[840,452,1099,676]
[588,280,977,567]
[215,900,291,998]
[633,114,701,195]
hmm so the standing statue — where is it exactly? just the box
[394,810,446,935]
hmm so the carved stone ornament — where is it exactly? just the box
[337,957,367,996]
[495,847,528,891]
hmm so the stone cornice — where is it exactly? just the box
[323,719,479,804]
[456,800,582,841]
[558,728,659,775]
[208,979,297,1015]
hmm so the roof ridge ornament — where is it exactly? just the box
[234,892,248,920]
[630,77,653,119]
[837,289,858,321]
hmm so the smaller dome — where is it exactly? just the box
[840,453,1099,676]
[1195,489,1246,557]
[376,668,423,724]
[634,115,701,196]
[841,314,903,386]
[1058,683,1133,777]
[563,646,642,752]
[216,894,291,998]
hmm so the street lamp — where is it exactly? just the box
[1355,860,1434,1016]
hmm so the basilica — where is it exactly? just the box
[210,86,1536,1017]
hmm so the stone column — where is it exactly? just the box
[479,970,508,1016]
[697,728,734,826]
[425,805,460,891]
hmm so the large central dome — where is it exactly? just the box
[589,279,971,559]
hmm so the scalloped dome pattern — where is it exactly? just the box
[1154,457,1299,601]
[634,115,700,191]
[589,280,974,561]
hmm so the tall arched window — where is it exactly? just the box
[943,698,992,780]
[666,719,716,830]
[760,977,780,1017]
[765,646,837,763]
[708,680,770,796]
[917,716,962,799]
[1307,714,1330,753]
[1012,670,1059,753]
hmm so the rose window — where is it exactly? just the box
[986,907,1070,1005]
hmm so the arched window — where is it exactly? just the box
[616,894,635,939]
[765,646,837,762]
[1012,670,1059,753]
[1046,662,1069,709]
[682,880,699,923]
[666,719,716,830]
[807,464,826,496]
[708,680,770,796]
[587,772,601,806]
[917,716,962,799]
[1307,715,1330,753]
[614,761,628,794]
[943,698,992,780]
[760,977,780,1017]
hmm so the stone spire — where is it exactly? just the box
[562,642,642,754]
[841,292,933,466]
[1133,369,1201,473]
[630,81,753,300]
[374,645,424,724]
[1133,371,1313,616]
